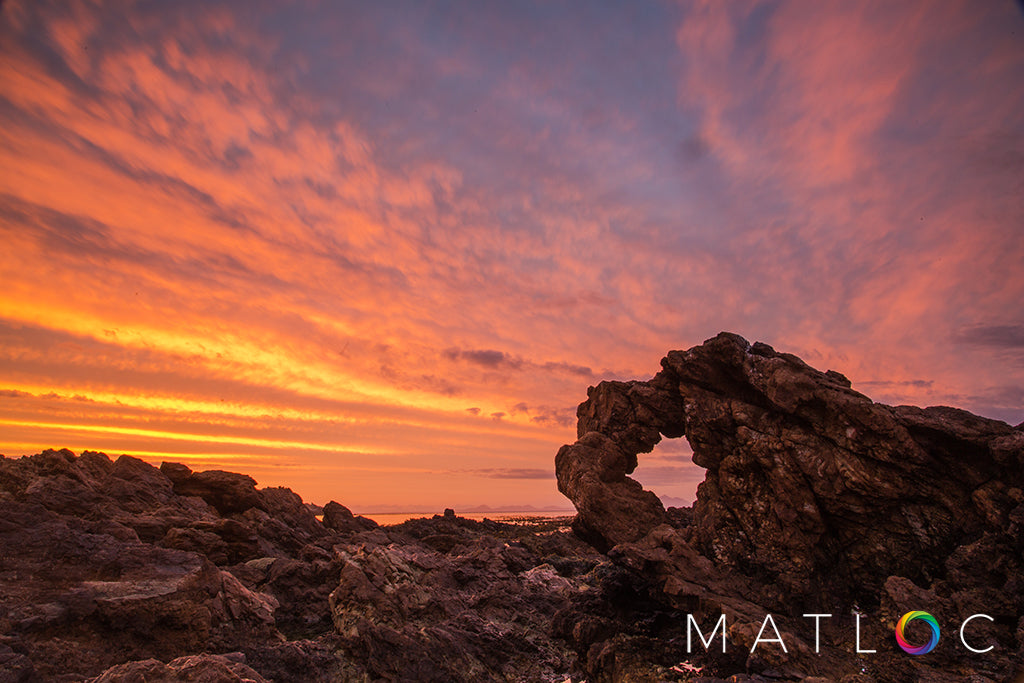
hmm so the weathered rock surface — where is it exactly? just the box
[327,516,584,681]
[0,449,598,682]
[556,332,1024,681]
[320,500,378,533]
[90,654,269,682]
[162,464,264,515]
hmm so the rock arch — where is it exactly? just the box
[555,332,1024,609]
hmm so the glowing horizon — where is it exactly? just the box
[2,1,1022,510]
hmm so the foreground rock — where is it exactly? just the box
[328,516,590,681]
[90,654,269,683]
[0,450,595,681]
[556,332,1024,681]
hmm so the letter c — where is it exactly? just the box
[960,613,994,654]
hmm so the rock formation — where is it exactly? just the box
[320,500,378,533]
[0,449,599,682]
[556,332,1024,681]
[89,654,270,683]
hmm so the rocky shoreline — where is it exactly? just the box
[3,448,701,682]
[2,333,1023,682]
[0,450,607,681]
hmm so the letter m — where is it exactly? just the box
[687,613,727,653]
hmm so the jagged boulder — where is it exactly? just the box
[163,464,263,515]
[321,500,378,533]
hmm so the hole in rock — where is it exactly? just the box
[630,435,703,509]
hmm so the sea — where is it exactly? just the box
[360,510,575,526]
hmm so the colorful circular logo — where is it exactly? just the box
[895,611,940,655]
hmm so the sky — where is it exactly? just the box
[1,0,1022,511]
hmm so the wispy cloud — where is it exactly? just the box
[445,348,521,369]
[954,325,1024,349]
[463,468,554,480]
[857,380,935,389]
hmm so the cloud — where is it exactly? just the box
[644,438,694,460]
[985,385,1024,405]
[675,134,711,163]
[857,380,935,389]
[540,361,593,377]
[954,325,1024,349]
[631,464,706,487]
[444,348,593,379]
[464,468,554,480]
[445,348,520,369]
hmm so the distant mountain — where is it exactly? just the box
[655,495,692,508]
[353,502,575,515]
[459,503,575,514]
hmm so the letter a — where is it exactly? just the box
[750,614,788,653]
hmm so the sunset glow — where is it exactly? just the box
[2,1,1022,510]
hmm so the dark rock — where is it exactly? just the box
[0,644,35,683]
[259,556,340,638]
[0,449,600,681]
[327,529,580,682]
[321,500,353,524]
[557,332,1022,605]
[169,469,263,515]
[194,519,261,563]
[0,451,348,679]
[90,653,269,682]
[663,505,693,528]
[161,526,231,564]
[22,473,104,516]
[239,638,352,683]
[0,494,280,678]
[555,332,1024,681]
[159,461,193,485]
[321,500,377,533]
[259,486,323,538]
